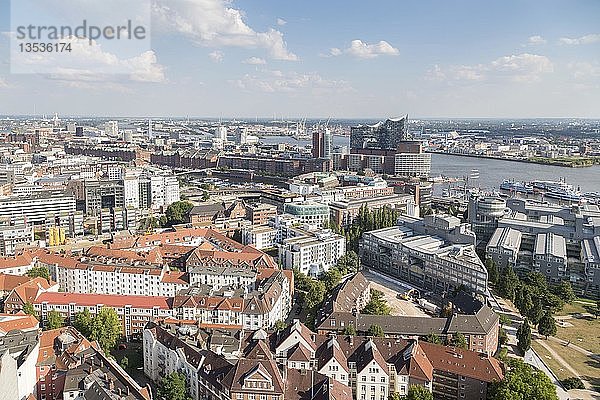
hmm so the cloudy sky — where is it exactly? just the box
[0,0,599,118]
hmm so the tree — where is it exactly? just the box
[561,377,584,390]
[499,314,512,328]
[498,328,508,346]
[23,302,36,317]
[528,298,544,325]
[517,319,532,354]
[120,356,129,371]
[322,268,342,291]
[361,290,391,315]
[553,281,576,304]
[26,266,50,281]
[46,310,64,330]
[424,333,442,345]
[485,258,499,286]
[74,307,122,353]
[273,320,287,332]
[449,332,467,349]
[343,324,357,336]
[73,308,93,337]
[304,279,326,309]
[538,311,557,339]
[164,201,193,227]
[367,324,384,337]
[335,250,360,275]
[489,359,558,400]
[157,372,190,400]
[497,267,518,301]
[596,299,600,319]
[406,385,433,400]
[92,307,122,352]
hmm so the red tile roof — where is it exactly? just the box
[0,252,34,270]
[34,292,172,309]
[0,312,39,333]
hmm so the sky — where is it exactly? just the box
[0,0,599,118]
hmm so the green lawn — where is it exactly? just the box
[541,338,600,392]
[531,341,575,382]
[555,316,600,354]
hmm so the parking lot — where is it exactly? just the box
[362,269,430,317]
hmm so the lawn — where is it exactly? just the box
[531,341,575,382]
[555,302,587,316]
[541,338,600,392]
[555,315,600,354]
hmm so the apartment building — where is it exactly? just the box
[0,224,33,256]
[361,215,488,296]
[279,229,346,276]
[34,292,174,339]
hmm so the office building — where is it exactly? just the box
[360,215,488,295]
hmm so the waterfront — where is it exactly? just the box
[431,153,600,193]
[259,135,600,193]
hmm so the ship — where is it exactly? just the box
[500,180,534,194]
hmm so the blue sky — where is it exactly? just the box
[0,0,599,118]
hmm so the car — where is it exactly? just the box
[118,343,127,350]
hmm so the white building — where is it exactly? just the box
[279,229,346,276]
[241,225,277,250]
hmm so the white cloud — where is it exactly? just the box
[427,53,553,83]
[229,69,353,93]
[526,35,546,45]
[0,77,7,88]
[329,39,399,59]
[276,18,287,26]
[12,36,166,85]
[152,0,297,61]
[209,50,224,63]
[243,57,266,65]
[568,62,600,79]
[558,34,600,45]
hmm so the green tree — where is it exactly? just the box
[517,319,532,354]
[497,267,518,301]
[538,311,557,339]
[46,310,64,330]
[485,258,499,286]
[528,298,544,325]
[499,314,512,328]
[450,332,467,349]
[74,308,122,353]
[304,279,326,309]
[335,250,360,274]
[424,333,442,344]
[26,266,50,281]
[489,359,558,400]
[561,377,584,390]
[164,201,194,227]
[361,290,391,315]
[406,385,433,400]
[343,324,357,336]
[91,307,122,352]
[367,324,385,337]
[322,268,342,291]
[273,320,287,332]
[23,302,36,317]
[120,356,129,371]
[552,281,576,304]
[73,308,93,337]
[157,372,190,400]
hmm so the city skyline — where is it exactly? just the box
[0,0,599,118]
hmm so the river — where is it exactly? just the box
[430,153,600,193]
[258,135,600,193]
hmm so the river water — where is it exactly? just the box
[431,153,600,193]
[259,135,600,193]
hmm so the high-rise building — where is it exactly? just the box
[350,115,410,150]
[215,126,227,142]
